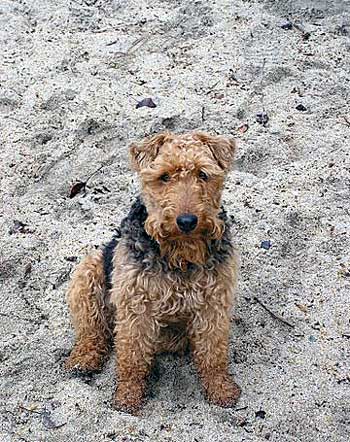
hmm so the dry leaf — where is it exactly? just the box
[295,303,308,313]
[238,123,249,133]
[69,181,86,198]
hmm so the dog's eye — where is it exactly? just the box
[198,170,209,181]
[160,173,170,182]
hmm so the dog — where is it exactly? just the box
[65,131,240,413]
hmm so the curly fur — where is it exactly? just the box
[65,131,240,413]
[104,197,234,274]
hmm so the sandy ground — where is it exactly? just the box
[1,0,350,441]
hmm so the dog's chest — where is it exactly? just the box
[111,240,235,320]
[149,268,223,320]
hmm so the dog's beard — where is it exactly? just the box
[145,214,224,270]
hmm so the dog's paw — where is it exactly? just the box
[205,375,241,408]
[65,350,104,374]
[113,381,145,415]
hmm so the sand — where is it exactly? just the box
[1,0,350,441]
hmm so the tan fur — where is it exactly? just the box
[65,131,240,413]
[65,251,113,372]
[135,132,233,270]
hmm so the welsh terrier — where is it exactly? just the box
[65,131,240,413]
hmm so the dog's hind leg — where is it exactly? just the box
[65,250,113,373]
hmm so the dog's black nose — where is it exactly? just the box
[176,213,198,233]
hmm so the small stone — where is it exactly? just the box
[9,220,32,235]
[260,240,272,250]
[256,112,269,126]
[280,20,293,30]
[136,97,157,109]
[64,256,78,262]
[24,263,32,277]
[336,24,349,36]
[255,410,266,419]
[309,335,317,342]
[296,104,307,111]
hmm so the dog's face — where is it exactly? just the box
[130,132,236,268]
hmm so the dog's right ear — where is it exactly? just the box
[129,133,171,172]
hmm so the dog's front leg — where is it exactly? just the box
[113,304,158,414]
[189,306,241,408]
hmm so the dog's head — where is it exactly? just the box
[130,131,236,268]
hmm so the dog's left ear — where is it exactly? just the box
[129,132,172,171]
[194,132,237,171]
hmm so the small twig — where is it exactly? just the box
[128,36,148,54]
[69,160,114,198]
[111,36,149,57]
[201,105,205,122]
[106,39,118,47]
[4,409,17,416]
[18,405,42,414]
[46,421,67,429]
[342,116,350,127]
[0,312,33,323]
[235,405,248,412]
[205,80,220,95]
[253,296,295,328]
[85,164,104,185]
